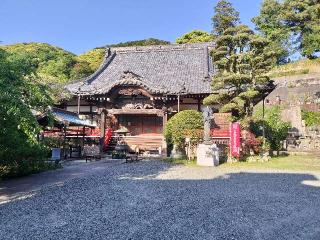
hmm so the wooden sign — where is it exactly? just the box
[230,122,241,158]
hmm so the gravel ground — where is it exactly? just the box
[1,160,320,240]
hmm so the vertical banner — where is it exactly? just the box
[230,122,241,158]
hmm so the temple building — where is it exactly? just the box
[60,42,215,154]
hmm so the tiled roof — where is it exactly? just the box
[66,42,215,95]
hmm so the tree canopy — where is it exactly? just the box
[252,0,291,63]
[211,0,240,36]
[107,38,170,48]
[1,43,92,83]
[77,48,106,73]
[254,0,320,59]
[0,48,53,174]
[204,24,274,119]
[176,30,214,44]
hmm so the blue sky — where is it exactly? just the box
[0,0,263,54]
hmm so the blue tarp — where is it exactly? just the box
[52,108,96,128]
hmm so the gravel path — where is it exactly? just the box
[1,160,320,239]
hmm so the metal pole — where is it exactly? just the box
[177,94,180,112]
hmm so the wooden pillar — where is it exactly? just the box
[63,125,67,159]
[99,110,106,153]
[197,98,201,112]
[77,94,81,114]
[162,110,168,157]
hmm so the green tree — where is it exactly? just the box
[252,0,291,63]
[70,60,93,80]
[302,110,320,127]
[176,30,214,44]
[0,49,53,177]
[1,43,79,83]
[165,110,204,149]
[77,48,105,72]
[107,38,170,48]
[211,0,240,36]
[78,38,171,73]
[254,0,320,59]
[282,0,320,58]
[251,106,291,154]
[203,25,274,119]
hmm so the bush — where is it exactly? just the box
[0,159,59,180]
[164,110,204,149]
[0,144,59,180]
[302,111,320,127]
[251,106,291,154]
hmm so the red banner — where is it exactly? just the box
[230,122,241,158]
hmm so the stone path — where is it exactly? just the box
[0,159,122,204]
[1,160,320,239]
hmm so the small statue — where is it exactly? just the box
[202,106,213,144]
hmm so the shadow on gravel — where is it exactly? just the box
[1,161,320,239]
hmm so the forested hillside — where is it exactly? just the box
[1,38,171,86]
[1,43,92,84]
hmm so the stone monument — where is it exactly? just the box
[197,106,220,166]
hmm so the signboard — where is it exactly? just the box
[230,122,241,158]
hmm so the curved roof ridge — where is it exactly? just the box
[97,77,169,95]
[111,42,215,53]
[65,49,115,88]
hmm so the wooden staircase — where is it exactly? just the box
[123,135,164,153]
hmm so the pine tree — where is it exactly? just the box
[211,0,240,36]
[204,25,274,119]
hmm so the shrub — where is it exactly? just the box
[164,110,204,149]
[0,144,59,180]
[251,106,291,154]
[302,111,320,127]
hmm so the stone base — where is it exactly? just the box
[197,144,219,167]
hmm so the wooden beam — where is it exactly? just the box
[99,110,106,153]
[108,108,164,116]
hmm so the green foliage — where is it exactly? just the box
[252,0,291,64]
[107,38,170,48]
[176,30,214,44]
[204,24,274,119]
[1,43,88,83]
[165,110,204,149]
[0,48,55,179]
[0,151,59,180]
[302,110,320,127]
[269,58,320,77]
[211,0,240,36]
[254,0,320,59]
[77,48,105,72]
[251,106,291,152]
[1,43,93,101]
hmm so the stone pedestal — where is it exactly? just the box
[170,145,184,159]
[197,144,219,167]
